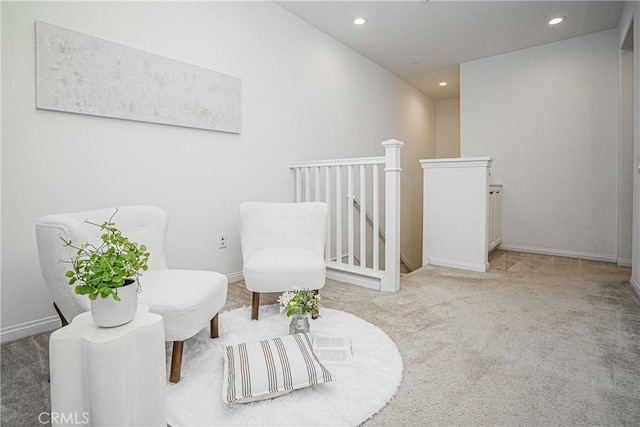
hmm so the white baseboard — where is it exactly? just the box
[0,271,246,343]
[426,257,489,273]
[630,277,640,300]
[326,268,381,291]
[498,244,617,263]
[1,316,60,343]
[617,258,632,267]
[226,271,244,283]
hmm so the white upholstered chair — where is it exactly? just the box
[35,205,228,383]
[239,201,327,320]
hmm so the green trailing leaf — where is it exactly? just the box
[59,209,149,302]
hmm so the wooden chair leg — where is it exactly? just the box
[251,292,260,320]
[169,341,184,383]
[210,313,219,339]
[53,303,69,327]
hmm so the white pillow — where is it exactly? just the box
[222,333,334,404]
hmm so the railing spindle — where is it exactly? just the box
[359,165,366,269]
[324,166,331,261]
[295,168,301,202]
[335,166,342,265]
[304,168,311,202]
[373,163,380,271]
[347,165,354,266]
[314,167,320,202]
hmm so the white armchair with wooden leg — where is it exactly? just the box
[35,205,228,383]
[239,201,327,320]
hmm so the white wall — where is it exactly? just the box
[435,98,460,158]
[460,29,620,261]
[0,1,435,338]
[619,1,640,295]
[619,33,634,266]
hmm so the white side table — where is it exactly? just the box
[49,305,167,426]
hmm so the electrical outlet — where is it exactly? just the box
[218,233,227,249]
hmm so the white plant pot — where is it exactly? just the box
[90,279,139,328]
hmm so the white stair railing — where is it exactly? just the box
[352,196,414,273]
[289,140,403,292]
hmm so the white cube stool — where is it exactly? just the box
[49,305,166,426]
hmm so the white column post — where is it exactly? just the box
[382,139,403,293]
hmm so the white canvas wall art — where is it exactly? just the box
[35,21,241,133]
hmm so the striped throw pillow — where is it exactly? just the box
[222,333,334,404]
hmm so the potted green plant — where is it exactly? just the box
[60,209,150,327]
[278,287,321,335]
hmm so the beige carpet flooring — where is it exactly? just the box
[2,250,639,426]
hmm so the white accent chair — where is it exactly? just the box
[35,205,228,383]
[239,201,327,320]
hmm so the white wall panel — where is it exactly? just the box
[0,1,434,336]
[460,30,619,261]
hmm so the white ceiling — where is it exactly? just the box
[276,0,625,100]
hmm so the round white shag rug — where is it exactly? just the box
[166,305,403,427]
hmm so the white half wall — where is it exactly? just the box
[460,29,620,261]
[0,1,435,340]
[420,157,492,272]
[435,98,460,158]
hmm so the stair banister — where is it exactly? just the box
[289,139,404,292]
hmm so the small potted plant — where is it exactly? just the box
[60,209,150,327]
[278,287,321,335]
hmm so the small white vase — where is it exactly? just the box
[289,314,310,335]
[90,279,138,328]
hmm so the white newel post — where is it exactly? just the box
[382,139,404,293]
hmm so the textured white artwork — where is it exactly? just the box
[35,21,241,133]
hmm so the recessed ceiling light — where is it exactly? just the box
[353,17,367,25]
[439,82,448,87]
[548,16,566,26]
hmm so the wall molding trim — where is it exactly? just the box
[1,271,246,343]
[630,277,640,301]
[617,258,632,267]
[498,244,617,264]
[419,156,493,169]
[226,271,244,284]
[426,257,489,273]
[1,315,60,344]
